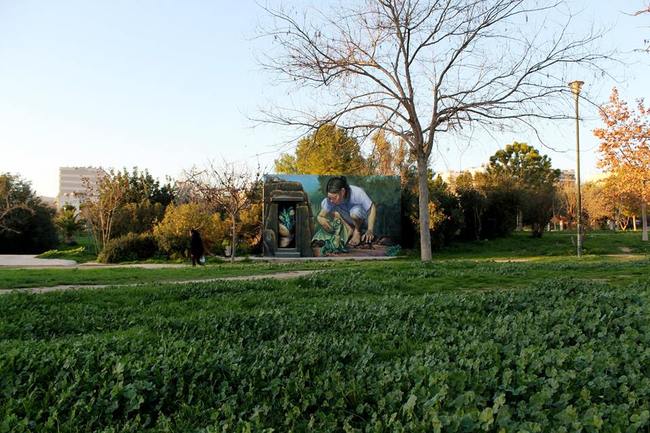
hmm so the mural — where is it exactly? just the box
[263,174,401,257]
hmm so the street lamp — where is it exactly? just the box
[569,80,584,257]
[643,179,648,241]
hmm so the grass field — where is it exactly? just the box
[5,231,648,290]
[437,230,650,258]
[0,261,340,290]
[2,231,650,432]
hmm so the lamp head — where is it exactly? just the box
[569,80,584,95]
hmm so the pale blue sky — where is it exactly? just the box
[1,0,648,196]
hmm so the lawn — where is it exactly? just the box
[5,230,648,290]
[1,231,650,432]
[438,230,650,258]
[0,261,345,290]
[1,262,649,432]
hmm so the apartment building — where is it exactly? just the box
[438,166,486,184]
[57,167,102,209]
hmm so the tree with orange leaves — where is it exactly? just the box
[594,87,650,240]
[601,171,642,231]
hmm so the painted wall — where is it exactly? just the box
[264,174,401,256]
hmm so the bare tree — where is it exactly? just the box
[259,0,611,260]
[628,2,650,52]
[80,169,128,251]
[557,180,577,229]
[186,162,261,262]
[635,3,650,15]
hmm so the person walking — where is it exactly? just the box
[189,228,205,266]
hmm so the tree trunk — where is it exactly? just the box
[620,217,629,231]
[417,156,432,261]
[231,217,236,263]
[474,208,482,240]
[633,215,637,232]
[642,202,648,241]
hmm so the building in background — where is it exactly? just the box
[438,166,486,184]
[558,169,576,184]
[57,167,102,209]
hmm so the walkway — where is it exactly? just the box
[0,255,78,267]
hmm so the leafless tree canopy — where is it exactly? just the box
[259,0,612,260]
[633,3,650,16]
[261,0,610,155]
[79,169,126,250]
[184,161,261,261]
[632,2,650,52]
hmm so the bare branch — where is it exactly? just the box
[257,0,615,260]
[183,160,261,262]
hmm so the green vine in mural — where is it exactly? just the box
[279,208,294,232]
[312,217,350,255]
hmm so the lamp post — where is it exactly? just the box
[643,179,648,241]
[569,80,584,257]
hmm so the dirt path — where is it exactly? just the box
[0,270,319,295]
[492,258,535,263]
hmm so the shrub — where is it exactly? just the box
[54,205,85,244]
[153,203,228,258]
[481,187,519,239]
[428,176,462,249]
[112,200,166,238]
[98,233,159,263]
[236,203,263,254]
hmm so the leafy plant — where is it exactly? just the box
[54,205,85,244]
[97,233,159,263]
[153,203,228,258]
[279,207,294,232]
[2,269,649,432]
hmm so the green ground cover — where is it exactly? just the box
[2,231,650,431]
[1,264,649,432]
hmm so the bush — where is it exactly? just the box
[112,200,166,238]
[153,203,228,258]
[481,187,519,239]
[235,203,263,255]
[98,233,159,263]
[428,176,462,249]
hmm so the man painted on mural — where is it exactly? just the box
[316,176,376,246]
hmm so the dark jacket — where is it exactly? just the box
[190,230,204,257]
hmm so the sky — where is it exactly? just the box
[1,0,649,197]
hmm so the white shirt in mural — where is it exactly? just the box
[321,185,372,216]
